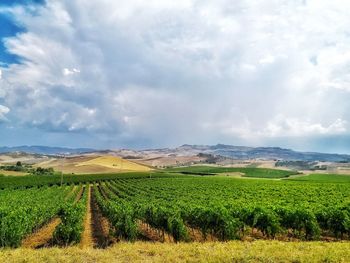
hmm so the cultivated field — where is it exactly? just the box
[76,156,152,171]
[290,173,350,182]
[36,155,152,174]
[164,165,298,178]
[1,167,350,262]
[0,170,28,176]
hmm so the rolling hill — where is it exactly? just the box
[36,155,152,174]
[1,144,350,162]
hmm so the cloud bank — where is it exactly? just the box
[1,0,350,151]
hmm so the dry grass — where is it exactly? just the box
[76,156,152,172]
[135,155,206,167]
[36,155,152,174]
[80,185,93,248]
[1,241,350,263]
[0,170,28,176]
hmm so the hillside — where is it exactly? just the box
[171,144,350,162]
[76,156,152,171]
[0,146,94,155]
[1,144,349,162]
[36,155,152,174]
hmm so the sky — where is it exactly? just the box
[0,0,350,153]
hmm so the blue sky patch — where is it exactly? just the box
[0,13,23,65]
[0,0,44,7]
[0,0,44,65]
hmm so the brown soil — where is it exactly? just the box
[80,185,93,248]
[239,228,341,242]
[21,217,61,248]
[91,187,113,248]
[135,156,205,167]
[187,227,218,242]
[138,221,173,242]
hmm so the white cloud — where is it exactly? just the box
[263,116,347,137]
[1,0,350,148]
[62,68,80,76]
[0,105,10,121]
[258,55,275,65]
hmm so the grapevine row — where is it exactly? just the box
[94,178,350,241]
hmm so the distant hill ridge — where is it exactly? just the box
[176,144,350,162]
[0,146,94,155]
[0,144,349,162]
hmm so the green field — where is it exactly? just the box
[0,172,186,189]
[290,173,350,182]
[0,166,298,189]
[164,165,298,178]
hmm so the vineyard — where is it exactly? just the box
[0,172,184,189]
[1,168,350,249]
[164,166,298,178]
[93,177,350,242]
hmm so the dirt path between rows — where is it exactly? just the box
[91,187,113,248]
[138,221,173,242]
[80,185,114,248]
[187,227,218,242]
[80,184,93,248]
[21,217,61,248]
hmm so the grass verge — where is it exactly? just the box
[1,241,350,262]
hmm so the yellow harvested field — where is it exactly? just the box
[0,170,28,176]
[76,156,152,172]
[36,155,152,174]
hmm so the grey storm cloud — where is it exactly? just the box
[1,0,350,149]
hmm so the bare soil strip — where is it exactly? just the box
[21,217,62,248]
[187,227,218,242]
[138,221,174,242]
[80,185,93,248]
[91,187,113,248]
